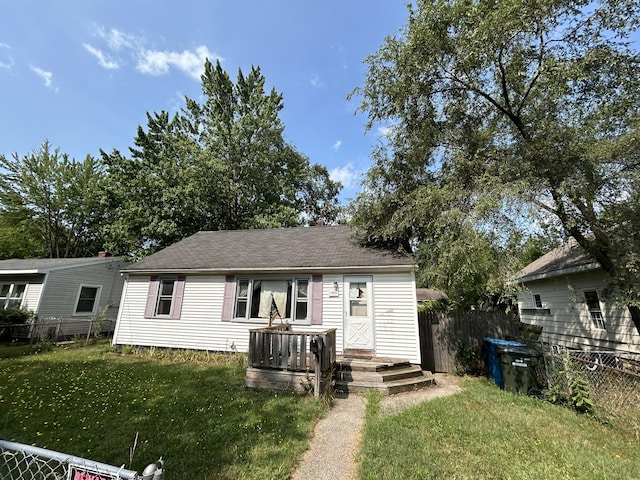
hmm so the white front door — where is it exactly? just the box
[343,276,374,350]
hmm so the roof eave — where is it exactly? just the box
[515,261,601,284]
[0,269,42,275]
[122,264,415,275]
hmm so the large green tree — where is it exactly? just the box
[0,141,108,258]
[103,60,341,258]
[351,0,640,321]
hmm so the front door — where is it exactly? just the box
[343,276,374,351]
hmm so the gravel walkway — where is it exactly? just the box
[290,374,463,480]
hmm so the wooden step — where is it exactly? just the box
[334,356,435,396]
[336,364,424,383]
[335,371,435,395]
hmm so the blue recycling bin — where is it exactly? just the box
[484,337,526,388]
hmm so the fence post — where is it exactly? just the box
[85,319,93,345]
[55,317,62,342]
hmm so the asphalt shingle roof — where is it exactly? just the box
[0,257,122,272]
[124,226,414,273]
[514,237,599,282]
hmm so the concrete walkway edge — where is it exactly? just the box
[290,374,463,480]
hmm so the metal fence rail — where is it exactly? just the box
[0,440,162,480]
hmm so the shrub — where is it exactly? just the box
[453,339,484,376]
[0,308,33,341]
[545,353,594,414]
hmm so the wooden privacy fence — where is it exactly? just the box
[418,310,521,373]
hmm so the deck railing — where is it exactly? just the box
[248,324,336,372]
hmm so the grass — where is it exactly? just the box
[0,342,326,479]
[359,378,640,480]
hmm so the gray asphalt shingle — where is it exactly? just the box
[514,237,599,282]
[124,226,413,273]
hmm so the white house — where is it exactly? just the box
[0,255,127,339]
[514,238,640,354]
[113,226,422,363]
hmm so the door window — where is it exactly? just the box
[349,282,368,316]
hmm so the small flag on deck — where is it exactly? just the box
[269,293,282,326]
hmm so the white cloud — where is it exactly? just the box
[30,65,58,92]
[87,25,219,80]
[377,125,392,137]
[137,45,216,80]
[309,73,324,88]
[332,140,342,151]
[0,43,14,70]
[83,44,120,69]
[330,163,362,190]
[95,26,142,51]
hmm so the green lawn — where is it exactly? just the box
[359,378,640,480]
[0,343,326,479]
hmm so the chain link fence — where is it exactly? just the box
[0,317,116,344]
[0,440,163,480]
[546,346,640,438]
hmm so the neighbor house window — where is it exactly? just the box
[74,285,101,314]
[0,283,26,309]
[533,294,543,308]
[233,277,310,323]
[584,290,606,330]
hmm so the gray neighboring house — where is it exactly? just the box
[514,238,640,353]
[113,226,423,363]
[0,256,127,339]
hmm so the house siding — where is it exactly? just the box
[518,270,640,353]
[0,274,44,312]
[23,281,44,312]
[37,260,126,321]
[372,272,420,363]
[113,271,421,362]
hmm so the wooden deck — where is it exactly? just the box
[245,324,337,393]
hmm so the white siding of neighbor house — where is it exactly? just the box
[113,271,420,362]
[517,270,640,354]
[22,281,44,312]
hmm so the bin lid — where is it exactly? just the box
[483,337,526,348]
[497,346,541,356]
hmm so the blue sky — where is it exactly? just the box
[0,1,411,203]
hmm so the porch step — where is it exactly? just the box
[334,357,436,396]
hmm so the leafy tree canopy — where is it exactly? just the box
[103,59,341,258]
[0,141,107,258]
[351,0,640,316]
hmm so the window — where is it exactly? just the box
[75,285,101,314]
[156,279,175,316]
[233,277,310,323]
[0,283,26,309]
[144,276,185,320]
[533,294,543,308]
[584,290,606,330]
[348,281,368,317]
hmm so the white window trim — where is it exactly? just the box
[154,277,177,317]
[532,293,543,309]
[583,289,606,331]
[73,284,102,316]
[0,283,27,310]
[232,275,311,325]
